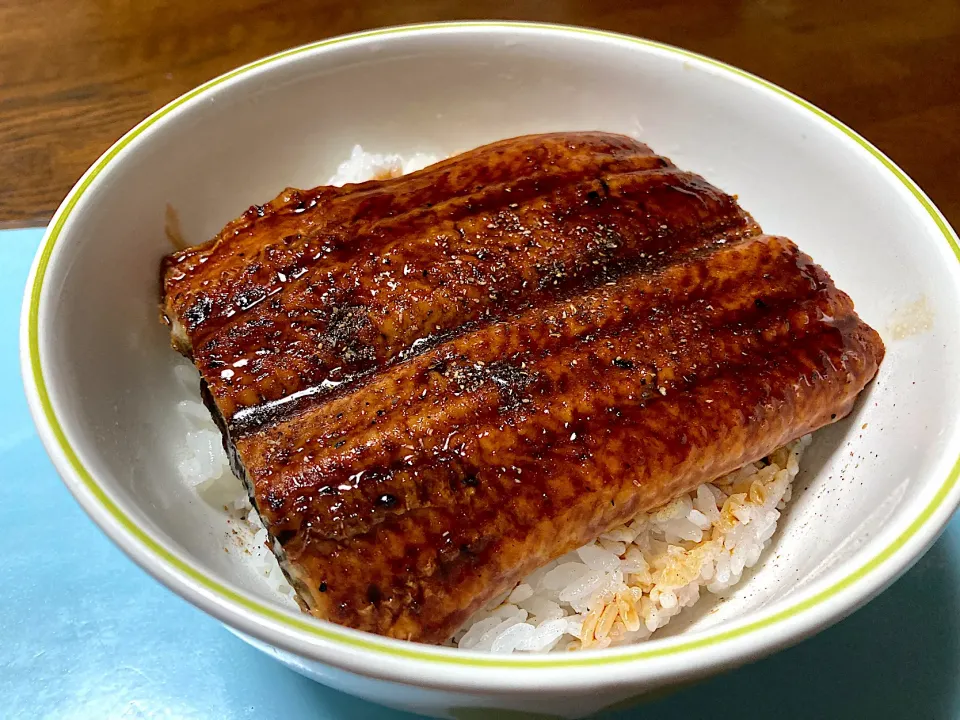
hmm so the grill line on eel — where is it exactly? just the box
[160,132,884,644]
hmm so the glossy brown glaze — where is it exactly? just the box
[160,132,884,644]
[162,132,757,423]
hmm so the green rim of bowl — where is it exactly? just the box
[26,21,960,670]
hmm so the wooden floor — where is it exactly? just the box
[1,0,958,227]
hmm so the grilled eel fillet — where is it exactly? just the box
[161,132,884,644]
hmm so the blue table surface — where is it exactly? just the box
[3,227,959,719]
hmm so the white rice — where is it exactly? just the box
[173,146,810,653]
[172,362,297,601]
[326,145,440,186]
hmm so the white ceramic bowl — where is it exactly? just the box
[21,22,960,719]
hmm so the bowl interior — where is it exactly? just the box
[34,26,960,650]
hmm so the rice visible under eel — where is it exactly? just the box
[452,436,808,653]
